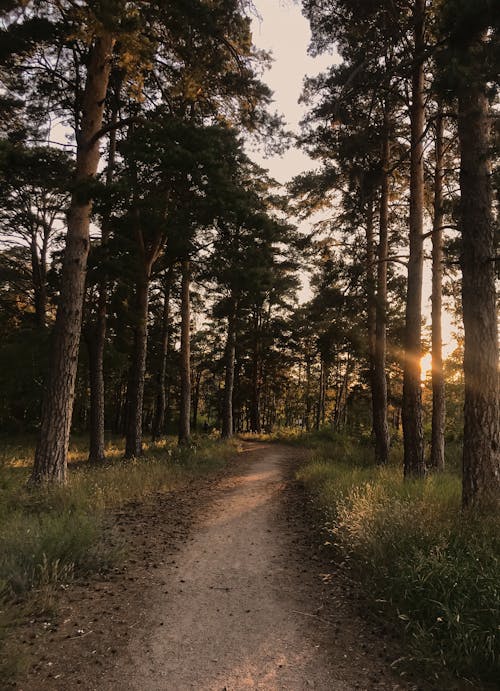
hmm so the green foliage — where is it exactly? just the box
[297,434,499,684]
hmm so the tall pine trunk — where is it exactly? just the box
[402,0,425,478]
[430,106,446,471]
[221,297,237,439]
[373,116,390,465]
[124,270,150,458]
[31,35,115,485]
[249,310,261,433]
[31,232,47,329]
[366,194,377,431]
[458,57,500,511]
[178,259,191,444]
[87,88,120,463]
[152,268,172,441]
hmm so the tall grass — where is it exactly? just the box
[297,431,499,685]
[0,435,237,601]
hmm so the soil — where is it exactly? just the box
[12,442,419,691]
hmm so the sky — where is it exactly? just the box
[249,0,335,181]
[248,1,457,363]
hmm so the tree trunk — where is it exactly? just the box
[87,86,120,462]
[152,268,172,441]
[402,0,425,479]
[249,310,261,433]
[373,116,390,465]
[221,296,237,439]
[192,369,202,431]
[366,194,376,421]
[31,34,115,485]
[178,259,191,444]
[124,271,149,458]
[430,106,446,471]
[31,235,47,329]
[458,63,500,511]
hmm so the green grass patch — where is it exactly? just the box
[297,431,499,685]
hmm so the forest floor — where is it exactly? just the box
[11,442,420,691]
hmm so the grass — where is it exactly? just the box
[295,429,499,686]
[0,433,238,679]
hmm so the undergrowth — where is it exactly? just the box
[0,434,237,599]
[296,430,499,686]
[0,434,237,679]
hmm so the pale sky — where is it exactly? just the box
[250,0,336,181]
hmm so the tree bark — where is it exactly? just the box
[249,310,261,433]
[458,61,500,511]
[178,259,191,444]
[31,230,48,329]
[373,116,391,465]
[430,106,446,471]
[221,296,237,439]
[402,0,425,479]
[366,193,377,420]
[192,369,202,431]
[87,84,120,463]
[152,268,172,441]
[31,34,115,485]
[124,269,150,458]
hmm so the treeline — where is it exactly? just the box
[0,0,304,469]
[293,0,499,511]
[0,0,498,514]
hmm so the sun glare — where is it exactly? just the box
[421,353,433,380]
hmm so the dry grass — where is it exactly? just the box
[296,430,499,685]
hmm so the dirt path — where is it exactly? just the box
[103,443,409,691]
[15,443,413,691]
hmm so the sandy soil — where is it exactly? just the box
[13,442,416,691]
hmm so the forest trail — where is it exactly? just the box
[102,442,408,691]
[17,443,411,691]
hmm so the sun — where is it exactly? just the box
[421,352,432,381]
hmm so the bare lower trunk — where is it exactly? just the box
[178,259,191,444]
[458,69,500,511]
[86,323,106,463]
[31,35,115,485]
[430,106,446,471]
[31,238,47,329]
[192,370,201,431]
[373,119,390,465]
[221,298,237,439]
[124,273,149,458]
[87,88,120,462]
[249,311,261,433]
[402,0,425,479]
[152,269,172,441]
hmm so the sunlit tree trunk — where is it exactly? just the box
[31,34,115,485]
[402,0,425,478]
[458,53,500,511]
[430,105,446,471]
